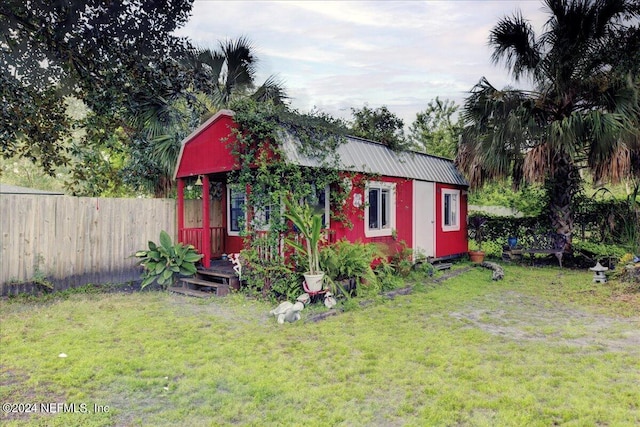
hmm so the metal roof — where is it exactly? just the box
[280,132,469,186]
[0,184,65,195]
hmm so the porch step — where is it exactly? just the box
[168,286,215,298]
[197,270,236,279]
[177,277,230,297]
[434,263,452,271]
[197,269,240,290]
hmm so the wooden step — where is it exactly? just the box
[168,286,213,298]
[183,277,220,287]
[196,270,240,290]
[198,269,237,279]
[434,263,452,271]
[180,277,230,296]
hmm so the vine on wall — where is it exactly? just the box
[225,99,361,298]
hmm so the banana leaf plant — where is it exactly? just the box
[283,197,325,275]
[468,215,488,251]
[135,230,202,289]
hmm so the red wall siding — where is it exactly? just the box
[175,115,238,178]
[435,183,468,257]
[331,175,413,256]
[225,236,244,255]
[174,113,469,259]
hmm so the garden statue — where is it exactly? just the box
[229,253,242,280]
[270,301,305,324]
[589,262,608,283]
[269,293,311,324]
[281,302,304,323]
[270,301,294,317]
[324,291,337,309]
[297,293,310,305]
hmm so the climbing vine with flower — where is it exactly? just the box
[225,99,363,298]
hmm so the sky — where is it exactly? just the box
[174,0,549,127]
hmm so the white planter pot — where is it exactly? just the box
[303,272,325,292]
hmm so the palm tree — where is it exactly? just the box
[187,37,287,111]
[127,37,287,196]
[457,0,640,243]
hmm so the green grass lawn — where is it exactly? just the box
[1,265,639,426]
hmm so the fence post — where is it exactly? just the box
[177,178,185,243]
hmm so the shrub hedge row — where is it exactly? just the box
[469,197,639,251]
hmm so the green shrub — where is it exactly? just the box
[469,180,546,216]
[135,230,202,289]
[411,260,435,277]
[373,260,403,292]
[239,248,303,300]
[574,187,639,250]
[319,239,382,295]
[572,240,628,261]
[468,213,553,246]
[467,238,502,258]
[388,241,414,277]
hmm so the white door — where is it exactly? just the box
[413,181,435,258]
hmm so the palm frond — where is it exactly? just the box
[591,144,631,184]
[458,77,548,188]
[194,92,220,123]
[151,134,181,176]
[251,75,288,105]
[219,36,257,104]
[130,94,180,140]
[195,47,225,80]
[523,143,551,183]
[490,11,540,81]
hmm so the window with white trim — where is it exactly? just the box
[442,189,460,231]
[365,181,395,237]
[227,187,246,236]
[252,191,282,232]
[252,203,272,231]
[305,184,330,229]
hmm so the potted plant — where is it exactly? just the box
[284,198,325,291]
[468,215,488,263]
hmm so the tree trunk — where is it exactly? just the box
[154,175,173,198]
[547,154,580,246]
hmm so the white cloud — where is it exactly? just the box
[175,0,549,126]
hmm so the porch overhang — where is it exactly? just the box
[173,109,238,180]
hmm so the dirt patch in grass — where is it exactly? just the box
[450,290,640,353]
[166,293,272,326]
[0,366,66,424]
[612,292,640,308]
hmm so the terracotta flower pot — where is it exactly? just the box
[469,250,485,264]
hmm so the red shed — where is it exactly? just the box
[174,110,469,268]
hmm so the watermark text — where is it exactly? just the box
[2,402,110,415]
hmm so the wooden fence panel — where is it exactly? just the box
[0,195,176,295]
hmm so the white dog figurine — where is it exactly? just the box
[324,291,337,309]
[296,293,310,305]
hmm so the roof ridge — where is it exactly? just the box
[281,131,468,186]
[344,134,455,162]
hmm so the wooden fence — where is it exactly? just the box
[0,195,176,295]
